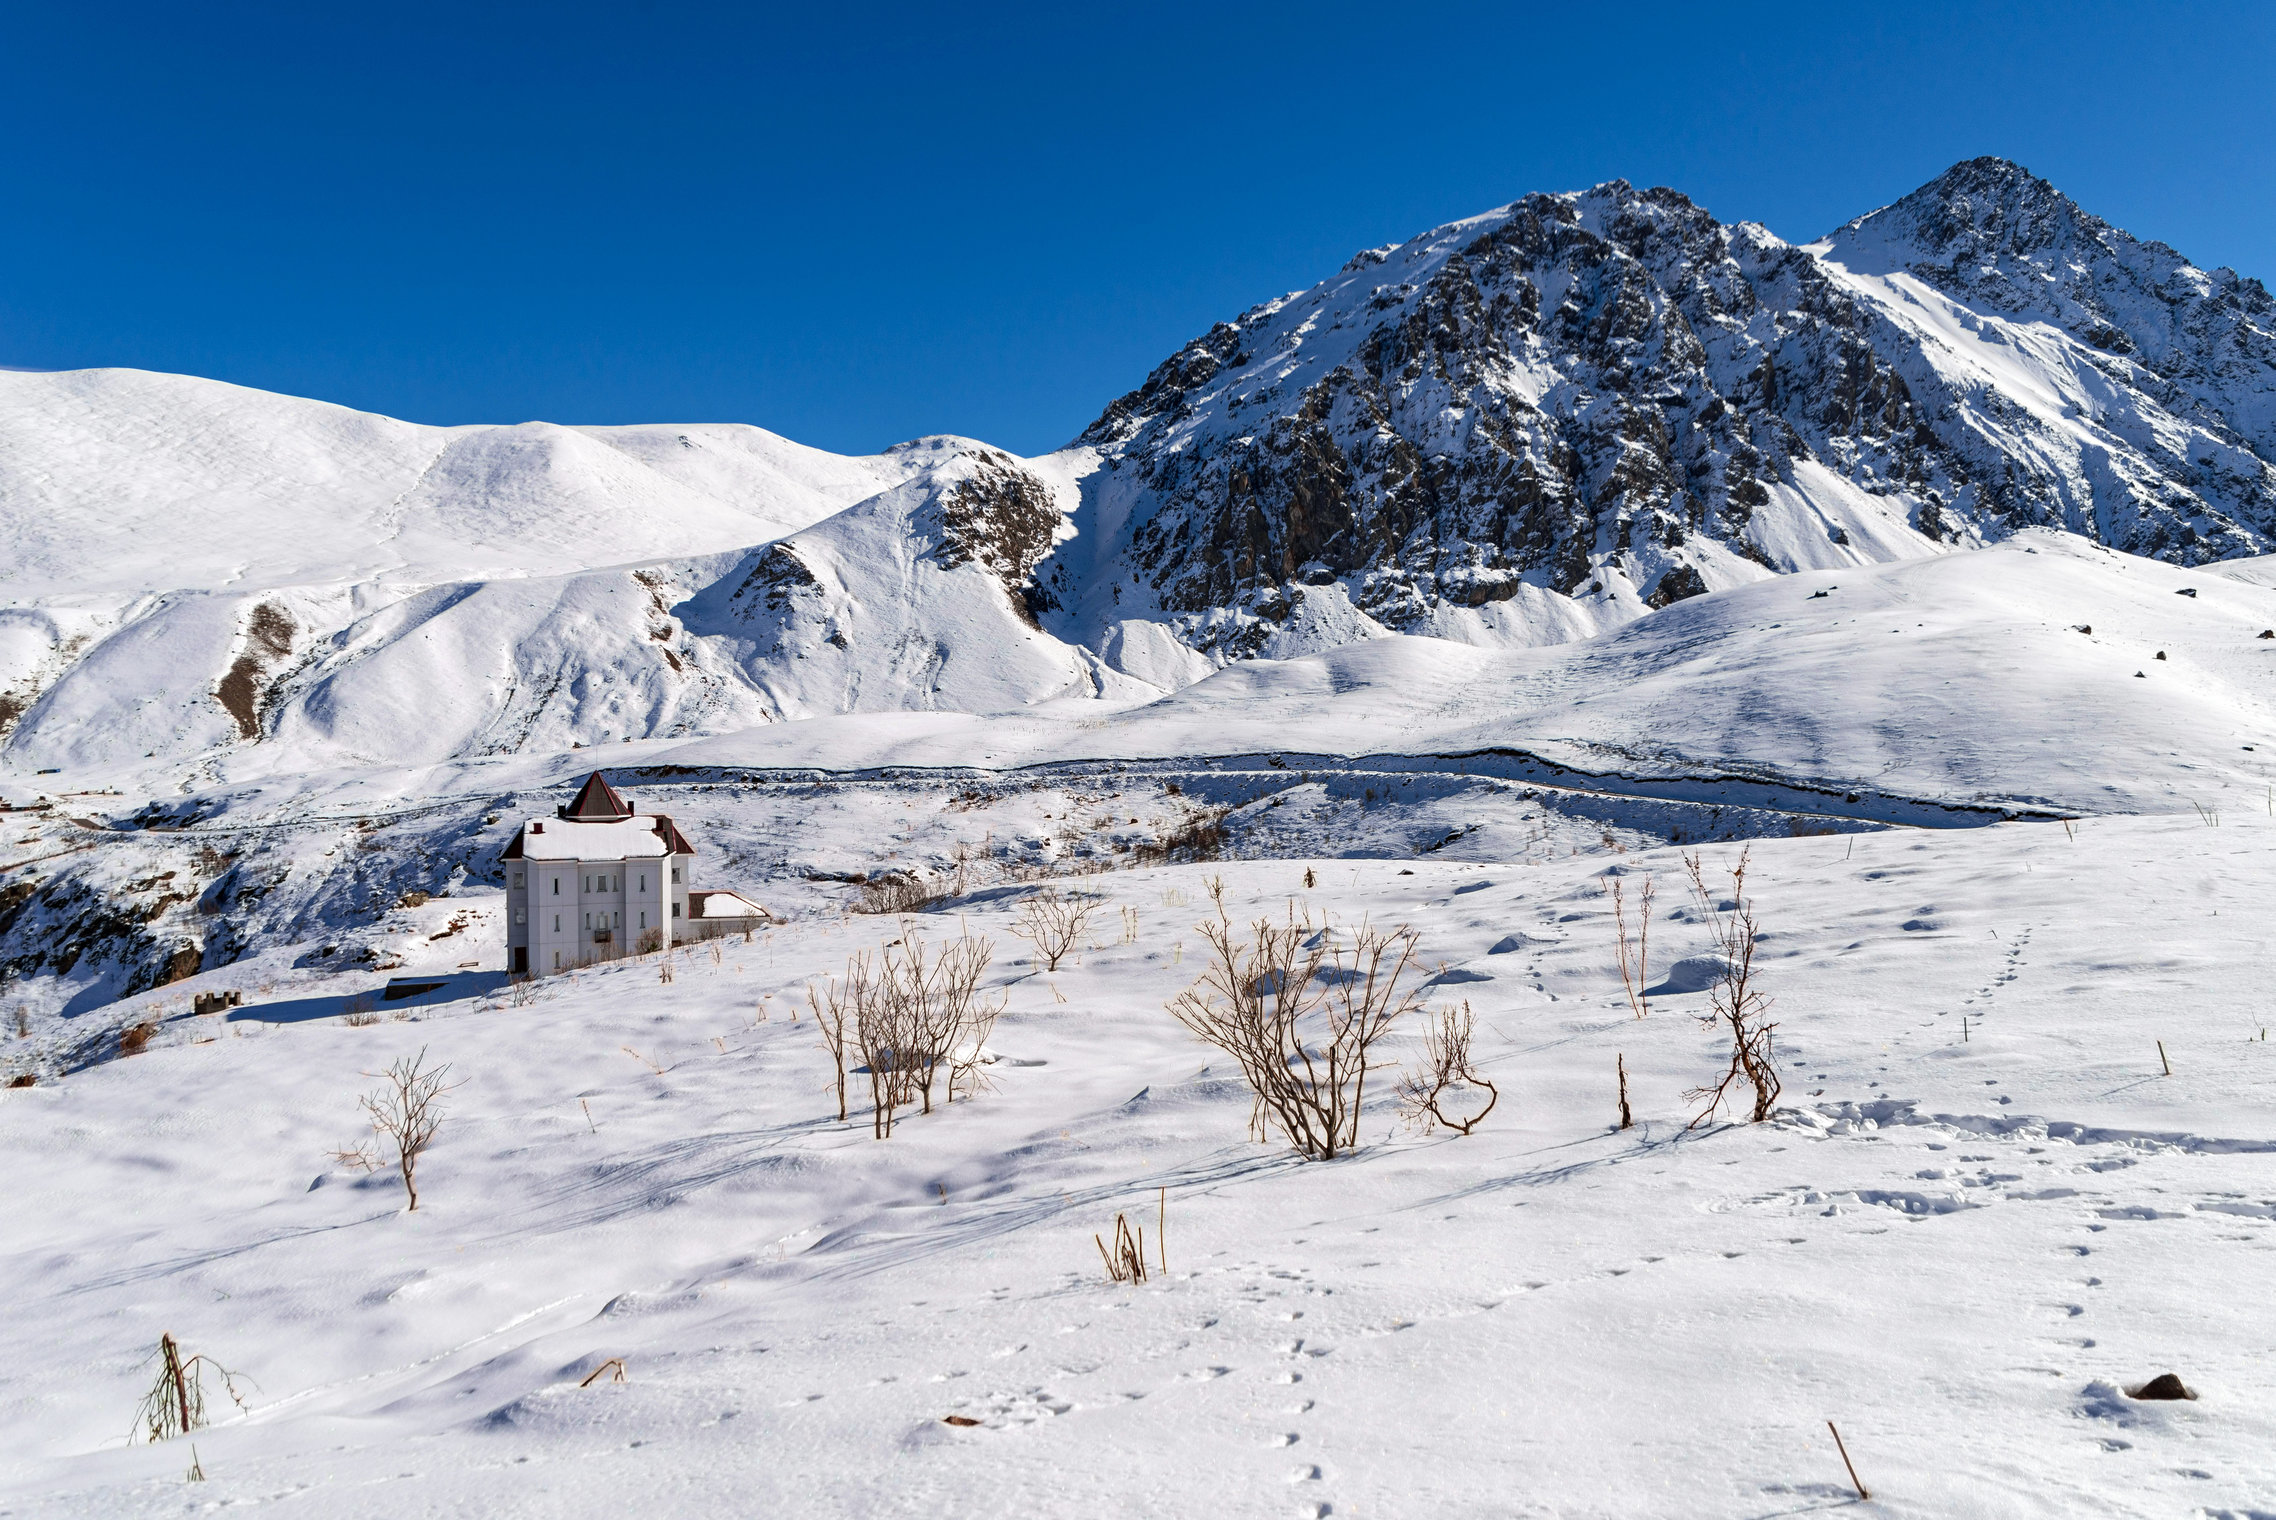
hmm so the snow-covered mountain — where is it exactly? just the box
[1048,159,2276,667]
[4,158,2273,787]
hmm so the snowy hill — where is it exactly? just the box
[5,160,2275,788]
[4,823,2273,1516]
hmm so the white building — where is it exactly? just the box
[501,772,766,975]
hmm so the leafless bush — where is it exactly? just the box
[821,931,1003,1137]
[1604,870,1656,1019]
[1095,1212,1148,1284]
[1681,848,1780,1125]
[658,955,674,984]
[1012,888,1099,971]
[1397,1001,1499,1136]
[809,962,864,1123]
[634,926,663,955]
[132,1333,247,1443]
[852,871,934,915]
[358,1046,460,1210]
[1167,879,1426,1160]
[506,975,535,1009]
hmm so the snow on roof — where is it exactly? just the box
[515,816,677,861]
[689,889,770,920]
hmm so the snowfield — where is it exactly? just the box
[3,817,2272,1518]
[5,154,2275,1517]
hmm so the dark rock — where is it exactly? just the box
[2125,1373,2197,1401]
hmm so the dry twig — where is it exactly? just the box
[358,1046,460,1210]
[1680,849,1779,1125]
[1397,1001,1499,1136]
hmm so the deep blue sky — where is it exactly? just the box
[4,2,2272,456]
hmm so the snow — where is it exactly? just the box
[4,815,2272,1516]
[3,162,2274,1518]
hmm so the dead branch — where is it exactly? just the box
[1397,1000,1499,1136]
[1605,871,1656,1019]
[132,1333,249,1443]
[1011,887,1100,971]
[358,1046,460,1210]
[1680,848,1780,1126]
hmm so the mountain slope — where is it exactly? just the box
[1044,162,2276,675]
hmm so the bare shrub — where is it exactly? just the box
[658,956,674,984]
[358,1046,459,1210]
[809,964,862,1123]
[118,1021,157,1057]
[1397,1001,1499,1136]
[852,871,933,915]
[1604,870,1656,1019]
[824,931,1003,1137]
[1011,887,1099,971]
[1095,1212,1148,1284]
[1680,848,1780,1125]
[634,926,663,955]
[1167,879,1425,1160]
[506,975,536,1009]
[133,1333,248,1443]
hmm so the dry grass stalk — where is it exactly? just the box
[1617,1052,1633,1130]
[1095,1212,1148,1284]
[358,1046,459,1210]
[1397,1000,1499,1136]
[1168,878,1425,1160]
[578,1358,627,1388]
[1011,888,1100,971]
[133,1333,247,1443]
[657,955,674,984]
[1604,871,1656,1019]
[1680,848,1780,1126]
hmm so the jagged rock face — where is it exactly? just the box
[926,448,1063,627]
[1053,163,2276,660]
[1826,157,2276,462]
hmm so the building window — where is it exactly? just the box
[639,911,647,928]
[553,914,560,932]
[552,876,561,895]
[639,874,646,891]
[671,867,680,883]
[583,912,590,929]
[512,872,524,889]
[515,911,526,925]
[553,950,561,969]
[672,902,681,917]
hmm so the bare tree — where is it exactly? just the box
[1680,848,1780,1125]
[1397,1001,1499,1136]
[1167,879,1426,1160]
[359,1047,459,1210]
[1604,870,1656,1019]
[1011,888,1100,971]
[133,1333,248,1443]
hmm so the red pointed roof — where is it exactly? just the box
[558,771,632,822]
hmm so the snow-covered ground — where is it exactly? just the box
[3,813,2271,1517]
